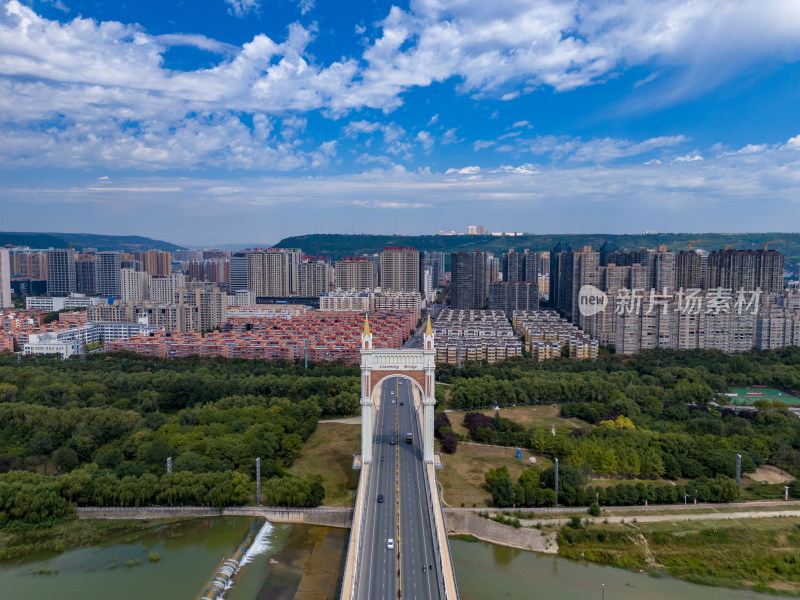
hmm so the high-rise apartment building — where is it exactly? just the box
[380,247,420,293]
[46,248,76,295]
[246,249,299,297]
[550,242,572,313]
[140,250,172,277]
[229,252,248,291]
[450,250,489,309]
[96,251,121,298]
[334,257,378,290]
[0,249,11,308]
[652,245,676,291]
[422,251,446,286]
[75,254,97,295]
[182,282,227,331]
[149,273,185,303]
[502,250,538,282]
[708,249,784,293]
[16,251,47,280]
[298,259,331,296]
[121,269,149,303]
[676,249,709,290]
[174,250,203,262]
[487,254,500,284]
[572,246,603,325]
[489,281,538,317]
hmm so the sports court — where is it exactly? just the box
[727,386,800,406]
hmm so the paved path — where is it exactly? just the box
[514,509,800,528]
[319,416,362,424]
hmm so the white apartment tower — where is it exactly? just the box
[149,273,185,303]
[0,249,11,308]
[121,269,150,303]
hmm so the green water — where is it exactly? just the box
[451,539,782,599]
[0,519,788,599]
[0,517,291,600]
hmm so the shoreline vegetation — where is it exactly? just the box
[0,517,183,562]
[453,509,800,595]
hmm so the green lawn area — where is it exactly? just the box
[446,404,587,438]
[289,423,361,506]
[556,516,800,594]
[436,441,552,507]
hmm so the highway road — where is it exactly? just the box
[403,304,443,349]
[358,376,441,600]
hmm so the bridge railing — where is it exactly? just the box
[414,405,448,599]
[430,465,460,600]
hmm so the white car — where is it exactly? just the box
[387,538,394,550]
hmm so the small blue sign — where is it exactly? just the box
[516,448,521,459]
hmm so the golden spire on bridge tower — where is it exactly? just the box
[362,313,373,350]
[425,315,432,336]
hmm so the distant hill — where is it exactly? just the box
[275,233,800,271]
[0,232,183,253]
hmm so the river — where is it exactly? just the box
[0,518,784,599]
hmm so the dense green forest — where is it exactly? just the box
[439,348,800,507]
[0,353,360,528]
[276,232,800,269]
[0,232,182,253]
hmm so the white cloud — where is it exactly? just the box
[514,134,688,162]
[427,114,439,126]
[674,152,704,162]
[5,141,800,241]
[1,1,800,173]
[357,0,800,105]
[445,166,480,175]
[225,0,260,17]
[292,0,315,15]
[416,130,434,151]
[473,140,495,151]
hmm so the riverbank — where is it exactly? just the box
[0,517,184,563]
[257,524,347,600]
[462,510,800,595]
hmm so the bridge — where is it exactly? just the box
[340,317,459,600]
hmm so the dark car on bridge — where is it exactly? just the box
[377,494,384,503]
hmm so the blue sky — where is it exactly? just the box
[1,0,800,246]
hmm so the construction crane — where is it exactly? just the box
[724,243,740,251]
[686,239,703,251]
[763,240,784,251]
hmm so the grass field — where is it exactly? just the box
[289,423,361,506]
[445,404,587,438]
[436,441,552,507]
[556,516,800,594]
[728,386,800,405]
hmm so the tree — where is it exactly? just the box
[29,432,53,456]
[485,466,509,491]
[491,473,514,507]
[142,439,174,467]
[54,446,79,473]
[441,432,458,454]
[173,451,206,473]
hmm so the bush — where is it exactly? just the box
[441,432,458,454]
[148,552,160,562]
[589,502,601,517]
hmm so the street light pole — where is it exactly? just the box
[602,583,605,600]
